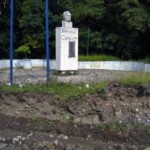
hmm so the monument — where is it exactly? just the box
[55,11,78,72]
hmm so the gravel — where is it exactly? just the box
[0,68,134,84]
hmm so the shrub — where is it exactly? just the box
[15,45,31,59]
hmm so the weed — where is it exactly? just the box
[96,122,126,132]
[31,116,53,127]
[31,116,39,121]
[125,122,134,129]
[118,72,150,85]
[140,125,150,133]
[106,122,125,132]
[96,123,106,130]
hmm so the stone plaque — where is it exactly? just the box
[69,41,75,57]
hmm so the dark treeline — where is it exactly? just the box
[0,0,150,59]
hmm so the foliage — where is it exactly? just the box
[15,45,31,59]
[0,0,10,58]
[102,0,150,59]
[139,57,150,63]
[1,0,150,60]
[18,0,45,58]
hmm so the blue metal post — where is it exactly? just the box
[10,0,14,85]
[45,0,50,82]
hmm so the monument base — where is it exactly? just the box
[53,70,78,76]
[55,27,78,71]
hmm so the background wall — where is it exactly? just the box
[0,59,150,72]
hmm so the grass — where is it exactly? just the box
[118,72,150,85]
[139,57,150,63]
[0,80,108,100]
[0,72,150,100]
[96,122,129,132]
[96,122,150,133]
[140,125,150,133]
[79,55,120,61]
[79,55,150,63]
[31,115,53,128]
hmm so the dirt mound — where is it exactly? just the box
[0,82,150,149]
[0,82,150,126]
[64,82,150,125]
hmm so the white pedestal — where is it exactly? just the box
[62,20,73,28]
[56,27,78,71]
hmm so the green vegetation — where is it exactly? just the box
[1,0,150,60]
[139,57,150,63]
[96,122,150,133]
[15,45,31,59]
[140,125,150,133]
[0,72,150,100]
[79,55,150,62]
[96,122,129,132]
[118,72,150,85]
[31,115,53,128]
[79,55,120,61]
[0,80,107,100]
[106,122,126,132]
[96,123,106,130]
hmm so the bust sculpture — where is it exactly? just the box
[63,11,71,22]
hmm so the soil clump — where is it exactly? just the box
[0,82,150,149]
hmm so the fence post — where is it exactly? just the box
[10,0,14,85]
[45,0,50,82]
[86,27,90,56]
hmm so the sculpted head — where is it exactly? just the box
[63,11,71,22]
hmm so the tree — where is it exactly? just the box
[18,0,45,58]
[101,0,150,59]
[0,0,10,58]
[67,0,106,55]
[0,0,150,59]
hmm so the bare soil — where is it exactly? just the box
[0,82,150,149]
